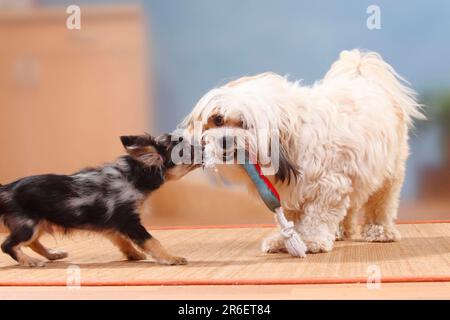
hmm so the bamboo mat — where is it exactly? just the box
[0,223,449,286]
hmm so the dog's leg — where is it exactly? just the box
[28,239,68,261]
[361,177,402,242]
[336,207,358,240]
[335,223,345,241]
[299,201,349,253]
[1,217,45,267]
[141,237,187,265]
[297,173,351,253]
[120,219,187,265]
[105,232,146,261]
[261,232,288,253]
[9,245,45,267]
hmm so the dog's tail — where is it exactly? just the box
[324,49,425,127]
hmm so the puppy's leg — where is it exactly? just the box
[105,232,146,261]
[297,173,351,253]
[1,217,45,267]
[120,218,187,265]
[361,177,402,242]
[141,237,187,265]
[28,239,68,261]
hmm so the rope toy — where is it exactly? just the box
[242,163,306,258]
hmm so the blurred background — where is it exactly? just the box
[0,0,448,226]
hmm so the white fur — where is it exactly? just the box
[181,49,424,254]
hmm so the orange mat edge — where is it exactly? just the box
[2,276,450,287]
[148,220,450,230]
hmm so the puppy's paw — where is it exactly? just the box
[126,250,147,261]
[159,255,188,266]
[19,256,45,267]
[261,233,287,254]
[47,249,68,261]
[362,224,401,242]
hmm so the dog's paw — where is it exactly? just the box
[261,233,288,254]
[361,224,401,242]
[159,255,188,265]
[303,237,334,253]
[126,250,147,261]
[47,249,68,261]
[19,256,46,267]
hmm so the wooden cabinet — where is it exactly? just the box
[0,6,149,182]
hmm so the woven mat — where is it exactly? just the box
[0,223,449,286]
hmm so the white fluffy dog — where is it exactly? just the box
[180,49,425,254]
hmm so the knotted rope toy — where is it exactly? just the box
[242,163,306,258]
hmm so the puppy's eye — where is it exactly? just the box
[213,115,224,127]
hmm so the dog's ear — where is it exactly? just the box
[120,135,162,166]
[120,135,152,149]
[275,144,300,184]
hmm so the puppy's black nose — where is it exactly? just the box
[221,135,234,150]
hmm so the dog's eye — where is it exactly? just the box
[213,115,224,127]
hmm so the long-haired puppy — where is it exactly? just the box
[0,134,196,267]
[181,49,425,254]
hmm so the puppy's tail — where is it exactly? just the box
[324,49,425,127]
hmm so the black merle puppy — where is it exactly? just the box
[0,134,197,267]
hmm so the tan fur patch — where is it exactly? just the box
[105,232,146,261]
[28,240,68,261]
[142,238,187,265]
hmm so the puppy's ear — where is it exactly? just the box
[275,144,300,184]
[120,135,162,166]
[120,135,151,149]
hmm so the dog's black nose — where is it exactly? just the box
[221,135,235,150]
